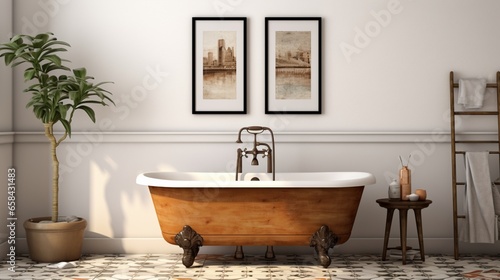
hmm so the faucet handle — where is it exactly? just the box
[241,148,248,158]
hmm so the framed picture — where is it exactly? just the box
[265,17,322,114]
[192,17,247,114]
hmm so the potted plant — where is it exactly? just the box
[0,33,114,262]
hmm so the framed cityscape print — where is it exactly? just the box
[265,17,321,114]
[192,17,247,114]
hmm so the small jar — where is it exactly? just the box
[415,189,427,200]
[388,179,400,200]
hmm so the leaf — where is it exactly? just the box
[58,103,69,119]
[69,91,78,101]
[40,48,68,60]
[79,100,108,105]
[14,45,29,57]
[11,60,27,68]
[1,42,16,50]
[77,105,96,123]
[23,68,36,81]
[60,119,72,137]
[34,33,50,41]
[41,63,69,73]
[26,99,44,109]
[73,68,87,79]
[9,34,24,43]
[45,55,62,66]
[3,53,15,65]
[44,39,71,48]
[33,105,48,120]
[32,33,50,48]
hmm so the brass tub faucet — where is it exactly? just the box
[235,126,275,181]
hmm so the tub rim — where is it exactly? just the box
[136,171,376,188]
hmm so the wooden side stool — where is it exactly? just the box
[376,198,432,264]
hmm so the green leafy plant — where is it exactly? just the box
[0,33,114,222]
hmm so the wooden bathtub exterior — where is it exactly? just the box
[148,186,364,247]
[139,171,375,267]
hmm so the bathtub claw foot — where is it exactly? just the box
[174,225,204,267]
[234,246,244,259]
[265,246,275,259]
[310,225,339,268]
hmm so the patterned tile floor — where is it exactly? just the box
[1,253,500,280]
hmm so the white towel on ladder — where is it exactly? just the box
[457,78,487,109]
[459,151,496,243]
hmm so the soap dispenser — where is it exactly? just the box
[388,178,400,200]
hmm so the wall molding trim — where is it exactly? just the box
[9,130,494,144]
[0,132,14,145]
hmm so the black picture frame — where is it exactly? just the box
[192,17,247,114]
[265,17,322,114]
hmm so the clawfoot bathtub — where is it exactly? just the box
[136,171,375,267]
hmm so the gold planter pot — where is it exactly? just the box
[24,217,87,263]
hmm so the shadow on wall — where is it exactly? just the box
[57,143,162,253]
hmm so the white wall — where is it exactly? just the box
[9,0,500,256]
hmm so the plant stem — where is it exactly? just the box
[44,123,59,222]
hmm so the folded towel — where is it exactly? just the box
[496,215,499,240]
[459,152,496,243]
[493,183,500,216]
[457,78,487,109]
[491,183,500,240]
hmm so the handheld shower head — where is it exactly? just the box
[247,126,265,134]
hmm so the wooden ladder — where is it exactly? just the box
[449,71,500,259]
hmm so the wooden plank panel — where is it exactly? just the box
[149,186,364,245]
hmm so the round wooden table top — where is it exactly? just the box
[376,198,432,209]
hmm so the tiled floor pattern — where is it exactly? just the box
[1,253,500,280]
